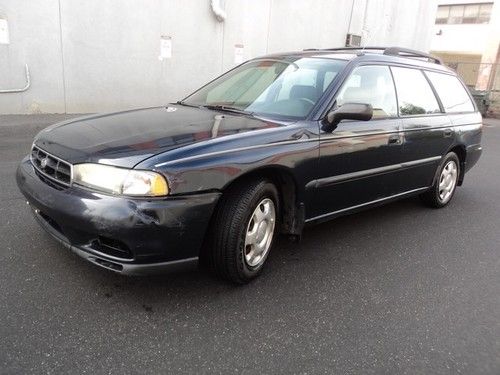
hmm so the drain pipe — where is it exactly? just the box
[210,0,226,22]
[0,64,31,93]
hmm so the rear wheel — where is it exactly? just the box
[208,179,279,284]
[420,152,460,208]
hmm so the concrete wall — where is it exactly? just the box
[0,0,437,114]
[431,23,490,55]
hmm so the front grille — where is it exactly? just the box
[34,170,67,191]
[31,145,72,187]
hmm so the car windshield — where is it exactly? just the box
[182,57,348,119]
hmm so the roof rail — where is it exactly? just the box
[303,46,442,65]
[382,47,442,64]
[304,46,387,53]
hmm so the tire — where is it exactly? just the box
[420,152,460,208]
[208,179,279,284]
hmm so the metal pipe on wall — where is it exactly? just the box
[0,64,31,93]
[210,0,226,22]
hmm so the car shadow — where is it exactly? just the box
[73,195,429,307]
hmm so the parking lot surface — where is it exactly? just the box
[1,115,499,374]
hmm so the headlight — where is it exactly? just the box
[73,163,169,196]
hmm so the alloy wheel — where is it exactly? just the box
[244,198,276,267]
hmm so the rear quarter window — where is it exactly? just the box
[425,71,475,113]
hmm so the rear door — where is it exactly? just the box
[310,64,403,220]
[390,66,453,192]
[424,70,479,146]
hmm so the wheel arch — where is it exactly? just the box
[220,165,306,236]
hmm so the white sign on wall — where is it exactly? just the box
[0,18,9,45]
[159,36,172,60]
[234,44,244,64]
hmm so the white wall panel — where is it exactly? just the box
[0,0,437,114]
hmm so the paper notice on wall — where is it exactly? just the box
[234,44,244,64]
[159,36,172,60]
[0,18,9,45]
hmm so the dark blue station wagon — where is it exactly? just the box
[16,47,483,283]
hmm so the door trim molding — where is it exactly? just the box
[306,155,441,189]
[305,186,429,223]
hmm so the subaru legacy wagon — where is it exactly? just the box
[16,47,482,283]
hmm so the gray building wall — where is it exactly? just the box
[0,0,437,114]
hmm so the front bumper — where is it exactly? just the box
[16,157,221,275]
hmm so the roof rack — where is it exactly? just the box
[383,47,442,64]
[303,46,443,65]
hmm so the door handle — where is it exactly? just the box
[444,128,453,137]
[388,134,401,145]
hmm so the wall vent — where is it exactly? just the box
[345,33,361,47]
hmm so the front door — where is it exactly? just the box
[308,64,403,220]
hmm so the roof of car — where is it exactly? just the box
[257,46,454,74]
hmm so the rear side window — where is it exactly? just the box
[391,67,441,116]
[425,71,475,113]
[336,65,397,118]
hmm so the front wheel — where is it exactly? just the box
[208,179,279,284]
[420,152,460,208]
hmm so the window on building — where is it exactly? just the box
[463,4,481,23]
[436,6,450,24]
[425,72,475,113]
[391,67,441,116]
[449,5,465,23]
[478,3,493,22]
[435,3,493,24]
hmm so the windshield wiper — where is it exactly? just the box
[175,101,201,108]
[203,104,254,116]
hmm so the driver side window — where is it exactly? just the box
[336,65,397,119]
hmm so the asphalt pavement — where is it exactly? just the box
[1,114,499,374]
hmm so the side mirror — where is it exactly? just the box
[322,103,373,132]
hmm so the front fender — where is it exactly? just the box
[150,139,319,196]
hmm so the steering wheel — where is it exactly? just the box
[298,97,315,106]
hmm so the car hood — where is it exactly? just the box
[34,105,284,168]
